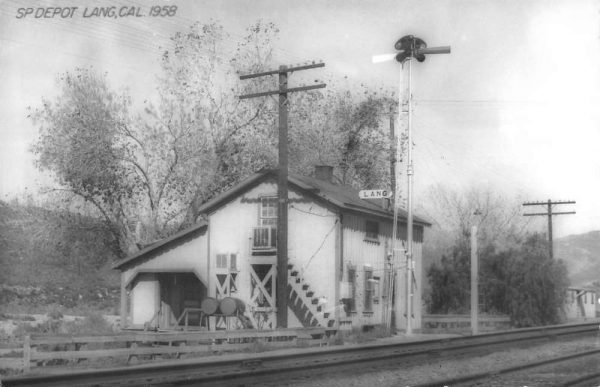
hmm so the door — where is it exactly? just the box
[248,262,277,329]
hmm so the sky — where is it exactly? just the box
[0,0,598,237]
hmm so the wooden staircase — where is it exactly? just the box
[287,264,336,328]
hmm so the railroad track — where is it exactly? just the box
[414,348,600,387]
[3,322,598,386]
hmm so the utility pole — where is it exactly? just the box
[522,199,576,259]
[239,63,326,328]
[470,223,478,335]
[471,209,481,335]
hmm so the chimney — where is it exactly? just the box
[314,165,334,183]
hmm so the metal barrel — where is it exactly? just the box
[200,297,219,315]
[219,297,246,316]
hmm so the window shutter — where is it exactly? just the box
[270,227,277,248]
[364,266,373,312]
[230,254,237,271]
[216,254,227,269]
[254,228,266,248]
[348,266,356,312]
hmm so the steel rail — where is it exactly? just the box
[3,322,599,386]
[414,348,600,387]
[563,370,600,387]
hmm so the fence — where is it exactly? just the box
[422,314,511,333]
[0,327,327,373]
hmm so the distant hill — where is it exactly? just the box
[554,230,600,287]
[0,201,121,312]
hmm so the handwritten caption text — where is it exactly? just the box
[15,6,178,19]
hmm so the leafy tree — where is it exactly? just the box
[422,187,529,310]
[30,21,279,253]
[31,19,398,256]
[155,20,280,228]
[426,232,569,327]
[502,234,569,327]
[426,239,470,314]
[30,68,137,252]
[289,85,394,189]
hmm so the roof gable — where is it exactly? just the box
[114,169,432,271]
[197,169,431,225]
[113,222,207,270]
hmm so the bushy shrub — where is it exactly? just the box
[426,233,569,327]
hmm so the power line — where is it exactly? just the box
[0,36,147,73]
[1,1,349,83]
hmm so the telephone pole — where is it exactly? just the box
[522,199,576,259]
[239,63,326,328]
[470,223,478,335]
[471,209,481,335]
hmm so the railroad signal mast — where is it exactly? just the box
[523,199,576,259]
[374,35,450,335]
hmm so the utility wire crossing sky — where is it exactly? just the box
[0,0,598,237]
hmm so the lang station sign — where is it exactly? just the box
[359,190,393,199]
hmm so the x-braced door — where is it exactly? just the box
[248,263,277,329]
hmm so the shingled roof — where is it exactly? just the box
[197,169,430,225]
[290,173,430,225]
[114,169,430,270]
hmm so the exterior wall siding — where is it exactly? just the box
[287,188,338,321]
[566,289,597,320]
[118,175,426,332]
[207,180,338,328]
[130,273,159,327]
[341,212,424,330]
[208,183,272,304]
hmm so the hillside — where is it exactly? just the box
[554,230,600,287]
[0,201,121,313]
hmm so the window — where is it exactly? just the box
[372,276,380,304]
[365,221,379,241]
[216,254,228,269]
[364,266,374,312]
[260,197,278,226]
[217,254,238,271]
[253,227,277,249]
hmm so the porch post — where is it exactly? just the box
[120,273,127,329]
